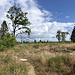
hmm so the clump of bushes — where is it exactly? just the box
[47,56,72,75]
[31,54,75,75]
[0,33,17,51]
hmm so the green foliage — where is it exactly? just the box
[37,73,46,75]
[33,44,39,48]
[0,44,7,51]
[3,33,17,47]
[61,32,69,42]
[7,6,31,36]
[56,30,61,42]
[0,20,8,38]
[39,40,42,43]
[48,56,68,67]
[34,39,37,43]
[71,26,75,42]
[69,47,75,51]
[56,30,69,42]
[0,33,17,51]
[47,56,70,75]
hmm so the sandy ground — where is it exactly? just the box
[26,62,36,75]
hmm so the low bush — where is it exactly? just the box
[0,33,17,51]
[0,44,7,51]
[33,44,39,48]
[32,55,74,75]
[47,56,71,75]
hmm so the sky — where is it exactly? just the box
[37,0,75,23]
[0,0,75,42]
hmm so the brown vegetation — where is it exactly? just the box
[0,43,75,75]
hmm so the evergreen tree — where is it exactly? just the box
[0,20,8,38]
[34,39,37,43]
[56,30,61,42]
[71,26,75,42]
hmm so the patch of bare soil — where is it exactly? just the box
[69,51,75,60]
[26,62,36,75]
[70,51,75,56]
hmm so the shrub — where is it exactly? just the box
[0,33,17,51]
[0,45,7,51]
[0,40,7,51]
[33,44,39,48]
[47,56,70,75]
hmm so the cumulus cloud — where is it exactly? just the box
[0,0,74,42]
[30,22,74,41]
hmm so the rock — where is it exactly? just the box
[20,59,27,62]
[70,53,73,55]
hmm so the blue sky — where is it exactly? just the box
[37,0,75,22]
[0,0,74,42]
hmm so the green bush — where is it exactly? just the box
[33,44,39,48]
[0,33,17,51]
[47,56,70,75]
[0,45,7,51]
[37,73,46,75]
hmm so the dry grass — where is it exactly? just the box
[0,42,75,75]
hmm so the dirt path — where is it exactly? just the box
[25,62,36,75]
[13,56,36,75]
[69,51,75,60]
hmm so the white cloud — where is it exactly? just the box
[66,16,70,18]
[0,0,74,42]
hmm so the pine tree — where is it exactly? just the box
[56,30,61,42]
[71,26,75,42]
[0,20,8,38]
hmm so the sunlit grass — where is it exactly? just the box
[0,42,75,75]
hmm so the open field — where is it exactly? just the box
[0,42,75,75]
